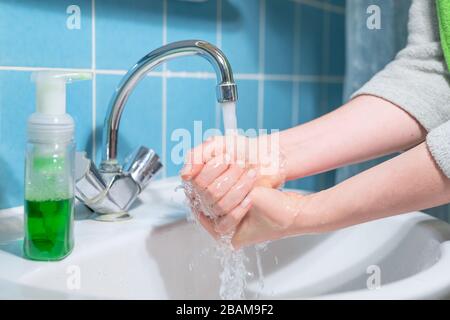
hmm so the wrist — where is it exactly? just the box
[253,132,288,187]
[275,130,312,181]
[291,189,338,235]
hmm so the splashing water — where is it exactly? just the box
[254,243,267,294]
[219,101,250,299]
[181,101,265,300]
[182,179,272,299]
[183,169,250,299]
[216,237,248,300]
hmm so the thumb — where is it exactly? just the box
[250,187,303,229]
[232,188,302,248]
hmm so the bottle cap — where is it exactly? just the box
[28,72,92,143]
[31,72,92,115]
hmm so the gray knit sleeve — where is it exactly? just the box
[351,0,450,132]
[427,121,450,177]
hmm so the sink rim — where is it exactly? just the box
[1,177,450,300]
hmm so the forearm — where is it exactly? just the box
[278,95,427,180]
[297,142,450,234]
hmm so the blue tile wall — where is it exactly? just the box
[167,0,217,72]
[265,0,295,75]
[263,81,293,131]
[96,0,164,70]
[299,5,324,76]
[166,78,216,176]
[222,0,260,74]
[329,0,346,8]
[0,0,345,210]
[0,0,92,68]
[328,12,346,76]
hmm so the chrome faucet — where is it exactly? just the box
[75,40,238,221]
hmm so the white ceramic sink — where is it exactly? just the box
[1,177,450,299]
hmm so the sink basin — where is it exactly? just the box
[1,177,450,299]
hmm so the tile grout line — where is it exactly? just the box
[0,66,344,83]
[91,0,97,160]
[0,66,95,72]
[215,0,223,130]
[257,0,266,130]
[291,2,301,128]
[161,0,168,178]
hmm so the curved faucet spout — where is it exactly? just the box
[101,40,238,171]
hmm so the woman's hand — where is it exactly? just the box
[197,187,308,249]
[180,134,293,247]
[178,95,444,249]
[180,134,286,226]
[181,134,286,190]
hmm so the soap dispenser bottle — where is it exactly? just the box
[24,72,91,261]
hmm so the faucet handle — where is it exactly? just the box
[75,152,122,212]
[123,146,163,191]
[75,152,107,201]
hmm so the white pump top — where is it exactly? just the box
[32,72,92,115]
[28,72,92,143]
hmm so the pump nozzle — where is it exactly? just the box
[31,71,92,115]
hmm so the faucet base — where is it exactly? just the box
[99,159,122,174]
[94,212,132,222]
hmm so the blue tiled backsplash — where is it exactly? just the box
[0,0,345,210]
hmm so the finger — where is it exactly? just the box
[180,137,226,180]
[192,155,231,190]
[202,164,246,206]
[212,168,258,216]
[215,196,252,234]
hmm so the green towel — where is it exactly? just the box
[437,0,450,70]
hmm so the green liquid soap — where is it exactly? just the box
[24,198,74,261]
